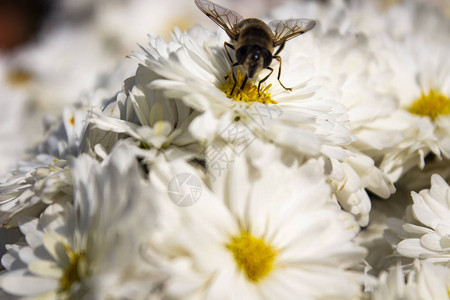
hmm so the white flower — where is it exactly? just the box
[85,64,200,162]
[132,24,401,225]
[0,144,157,299]
[142,152,366,299]
[0,156,72,228]
[6,25,123,114]
[370,260,450,300]
[329,150,394,226]
[290,28,398,225]
[0,58,42,175]
[134,25,351,160]
[0,68,119,228]
[270,0,449,39]
[373,32,450,182]
[387,174,450,263]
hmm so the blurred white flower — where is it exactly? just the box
[373,34,450,182]
[0,144,157,299]
[270,0,450,39]
[142,153,366,299]
[6,25,126,115]
[0,59,42,175]
[370,260,450,300]
[0,156,72,228]
[387,174,450,263]
[0,61,128,228]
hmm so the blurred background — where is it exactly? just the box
[0,0,449,176]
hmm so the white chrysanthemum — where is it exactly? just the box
[370,260,450,300]
[328,150,394,226]
[387,174,450,263]
[85,64,200,162]
[373,33,450,182]
[132,24,401,225]
[0,156,72,228]
[299,29,400,156]
[5,25,125,115]
[270,0,450,39]
[0,58,42,175]
[0,145,157,299]
[142,153,366,299]
[0,65,123,229]
[134,25,351,160]
[285,28,397,225]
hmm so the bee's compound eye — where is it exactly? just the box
[253,52,259,61]
[236,46,251,65]
[261,49,272,67]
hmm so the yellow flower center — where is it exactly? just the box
[6,69,33,87]
[408,89,450,120]
[60,245,86,292]
[220,70,277,105]
[226,231,278,283]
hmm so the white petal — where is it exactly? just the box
[29,260,64,278]
[0,272,58,296]
[397,238,439,258]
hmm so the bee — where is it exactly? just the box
[195,0,316,96]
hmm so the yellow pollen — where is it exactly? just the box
[69,116,75,126]
[6,69,33,87]
[220,70,277,105]
[408,89,450,120]
[60,245,86,292]
[226,231,278,283]
[139,141,150,150]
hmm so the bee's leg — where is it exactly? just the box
[230,62,240,96]
[224,42,235,80]
[273,42,285,56]
[273,55,292,92]
[258,67,274,97]
[240,74,248,91]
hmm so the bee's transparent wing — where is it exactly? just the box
[269,19,316,46]
[195,0,243,39]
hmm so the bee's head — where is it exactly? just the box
[236,46,272,78]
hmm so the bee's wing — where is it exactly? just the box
[269,19,316,46]
[195,0,243,39]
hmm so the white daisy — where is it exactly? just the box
[373,33,450,182]
[5,24,123,115]
[0,63,124,229]
[270,0,450,39]
[142,152,366,299]
[387,174,450,263]
[284,28,398,225]
[0,156,72,228]
[84,63,201,162]
[369,260,450,300]
[132,23,402,225]
[0,144,157,299]
[0,58,42,175]
[134,25,351,160]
